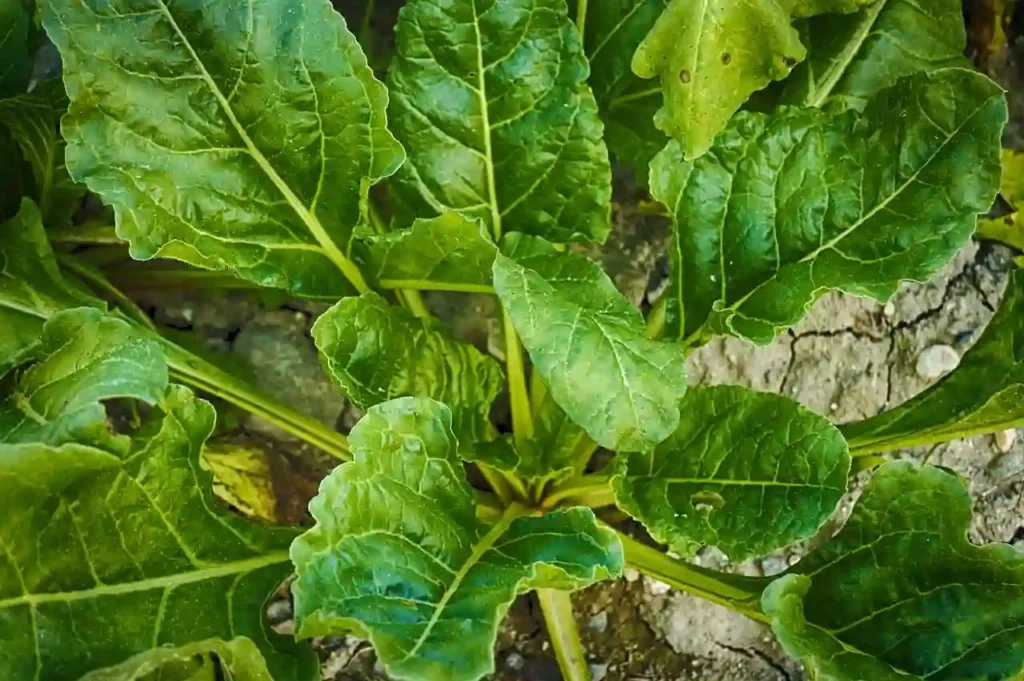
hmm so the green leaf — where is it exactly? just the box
[0,0,33,98]
[842,269,1024,455]
[977,149,1024,252]
[520,388,589,481]
[779,0,967,108]
[313,292,505,444]
[0,307,168,452]
[79,638,274,681]
[631,0,871,160]
[43,0,404,297]
[651,68,1005,345]
[0,199,101,376]
[612,386,849,560]
[493,233,688,452]
[0,383,316,681]
[290,397,623,681]
[0,79,85,228]
[366,212,497,293]
[386,0,612,243]
[763,461,1024,681]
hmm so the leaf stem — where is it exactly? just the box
[543,474,614,510]
[645,296,667,339]
[49,222,122,245]
[503,308,535,443]
[359,0,377,56]
[57,254,157,332]
[538,589,591,681]
[575,0,588,48]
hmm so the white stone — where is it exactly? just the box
[995,428,1018,453]
[915,344,960,379]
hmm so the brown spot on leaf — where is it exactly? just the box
[721,52,731,65]
[783,56,797,67]
[679,69,691,84]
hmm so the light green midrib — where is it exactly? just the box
[469,0,503,241]
[379,278,494,294]
[0,551,290,609]
[151,0,370,294]
[631,476,844,489]
[805,0,888,108]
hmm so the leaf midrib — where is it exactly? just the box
[469,0,502,242]
[804,0,888,107]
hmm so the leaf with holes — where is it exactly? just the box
[42,0,404,298]
[290,397,623,681]
[651,68,1005,346]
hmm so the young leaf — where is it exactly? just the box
[520,388,590,481]
[290,397,623,681]
[842,269,1024,455]
[0,0,32,98]
[763,462,1024,680]
[386,0,612,243]
[612,386,850,560]
[0,79,86,228]
[43,0,404,297]
[0,383,316,681]
[366,212,497,293]
[0,307,168,452]
[313,292,504,444]
[779,0,967,108]
[493,233,688,452]
[976,149,1024,252]
[632,0,872,160]
[651,68,1005,345]
[79,638,274,681]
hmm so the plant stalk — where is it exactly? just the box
[645,296,667,339]
[537,589,591,681]
[575,0,588,47]
[503,308,535,443]
[544,474,615,510]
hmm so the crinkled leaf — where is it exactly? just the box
[763,462,1024,681]
[366,212,497,293]
[632,0,871,159]
[977,149,1024,251]
[0,0,32,98]
[79,638,273,681]
[843,269,1024,455]
[0,199,100,376]
[778,0,967,108]
[0,79,85,228]
[43,0,404,297]
[312,292,504,444]
[651,69,1005,345]
[0,307,167,452]
[493,233,687,452]
[0,383,316,681]
[290,397,623,681]
[613,386,849,559]
[386,0,612,243]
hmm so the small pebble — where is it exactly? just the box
[995,428,1017,453]
[590,662,609,681]
[505,652,525,670]
[829,402,838,412]
[645,576,672,595]
[915,344,960,379]
[883,301,896,317]
[624,568,641,582]
[588,611,609,634]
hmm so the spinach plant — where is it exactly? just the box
[1,0,1022,679]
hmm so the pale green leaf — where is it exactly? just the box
[290,397,623,681]
[632,0,871,159]
[366,212,497,293]
[312,292,504,444]
[651,68,1005,345]
[386,0,612,243]
[0,0,32,98]
[493,233,688,452]
[763,462,1024,681]
[0,307,167,452]
[842,269,1024,455]
[977,150,1024,252]
[612,385,850,560]
[519,387,589,481]
[79,638,274,681]
[0,382,316,681]
[43,0,404,297]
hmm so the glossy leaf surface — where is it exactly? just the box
[651,69,1005,345]
[764,462,1024,680]
[79,638,274,681]
[387,0,612,243]
[291,397,622,681]
[43,0,404,297]
[613,386,849,559]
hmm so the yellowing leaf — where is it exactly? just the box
[977,149,1024,252]
[201,444,279,524]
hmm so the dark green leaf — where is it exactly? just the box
[79,638,274,681]
[386,0,612,243]
[651,68,1005,345]
[0,0,32,98]
[843,269,1024,455]
[312,292,504,444]
[290,397,623,681]
[43,0,404,297]
[493,233,687,452]
[612,386,849,559]
[632,0,871,159]
[764,462,1024,681]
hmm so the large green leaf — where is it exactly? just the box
[0,382,316,681]
[779,0,967,108]
[631,0,871,160]
[312,292,505,445]
[493,233,688,452]
[842,269,1024,455]
[0,307,167,452]
[43,0,404,297]
[651,68,1005,345]
[79,638,274,681]
[386,0,612,243]
[290,397,623,681]
[613,385,849,559]
[763,462,1024,681]
[0,0,32,98]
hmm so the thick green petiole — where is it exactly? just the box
[538,589,592,681]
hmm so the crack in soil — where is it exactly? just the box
[714,642,793,681]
